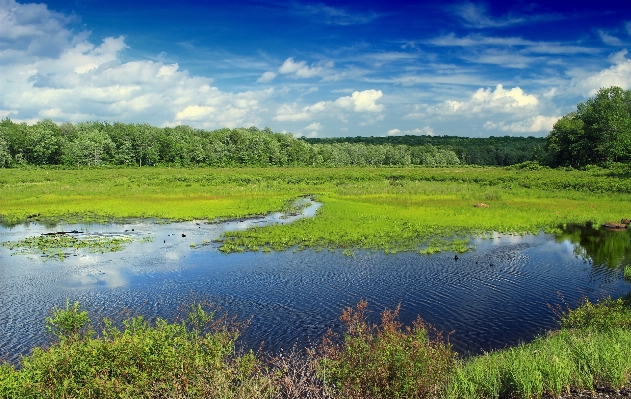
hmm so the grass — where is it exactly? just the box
[2,167,630,254]
[447,297,631,399]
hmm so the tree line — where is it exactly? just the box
[0,120,461,168]
[1,86,627,169]
[303,135,545,166]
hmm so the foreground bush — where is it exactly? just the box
[0,302,275,399]
[2,297,630,398]
[318,300,456,399]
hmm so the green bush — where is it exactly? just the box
[319,300,455,399]
[3,302,275,399]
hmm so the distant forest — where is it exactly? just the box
[303,135,545,166]
[0,118,544,168]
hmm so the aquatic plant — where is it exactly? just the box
[2,233,134,258]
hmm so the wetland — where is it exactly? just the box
[1,166,631,398]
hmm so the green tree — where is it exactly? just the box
[0,129,10,167]
[546,86,631,167]
[25,119,63,165]
[62,123,115,167]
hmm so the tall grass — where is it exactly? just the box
[447,297,631,399]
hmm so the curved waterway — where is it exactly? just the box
[1,199,630,364]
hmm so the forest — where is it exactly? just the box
[0,118,463,168]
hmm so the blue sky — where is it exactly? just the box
[1,0,630,138]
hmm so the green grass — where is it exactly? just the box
[1,167,630,254]
[447,297,631,399]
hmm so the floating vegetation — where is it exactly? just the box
[2,233,135,259]
[625,265,631,281]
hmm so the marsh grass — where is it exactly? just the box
[447,297,631,399]
[318,300,456,399]
[625,265,631,281]
[2,167,631,254]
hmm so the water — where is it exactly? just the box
[1,201,630,364]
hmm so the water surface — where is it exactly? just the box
[1,204,630,364]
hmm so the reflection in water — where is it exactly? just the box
[556,223,631,268]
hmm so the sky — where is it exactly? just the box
[1,0,630,138]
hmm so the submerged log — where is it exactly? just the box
[41,230,83,236]
[601,222,628,231]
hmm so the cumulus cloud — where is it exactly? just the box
[484,115,559,133]
[274,89,384,121]
[387,127,434,136]
[411,84,538,119]
[335,90,384,112]
[257,71,276,83]
[305,122,322,131]
[0,0,274,128]
[277,57,333,79]
[569,50,631,96]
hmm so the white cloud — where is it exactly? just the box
[278,57,331,78]
[157,63,179,77]
[454,2,525,28]
[257,71,276,83]
[175,105,215,120]
[274,89,384,121]
[336,90,384,112]
[484,115,560,133]
[427,33,598,55]
[597,30,623,46]
[290,3,379,26]
[0,0,275,128]
[305,122,322,131]
[387,127,434,136]
[569,50,631,96]
[414,84,538,118]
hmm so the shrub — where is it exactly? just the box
[318,300,455,399]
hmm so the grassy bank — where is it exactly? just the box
[2,167,630,253]
[2,297,630,398]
